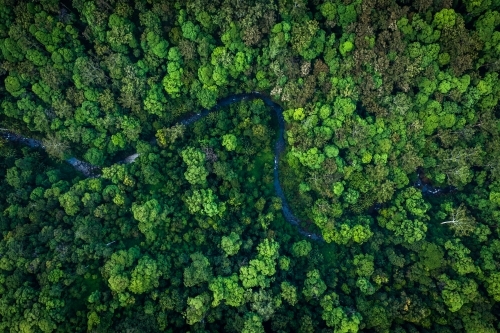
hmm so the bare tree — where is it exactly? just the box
[441,204,476,236]
[201,146,218,163]
[156,124,186,147]
[43,134,70,160]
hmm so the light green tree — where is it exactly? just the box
[356,277,375,295]
[486,272,500,301]
[184,189,225,218]
[5,75,25,97]
[291,240,312,257]
[433,8,457,29]
[209,274,245,307]
[181,147,208,185]
[320,2,337,20]
[128,256,161,294]
[185,293,211,325]
[131,199,162,242]
[303,269,327,299]
[281,282,298,306]
[222,134,237,151]
[444,239,477,275]
[181,21,199,41]
[221,232,242,256]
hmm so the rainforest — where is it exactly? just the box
[1,0,500,332]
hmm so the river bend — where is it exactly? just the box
[1,92,456,241]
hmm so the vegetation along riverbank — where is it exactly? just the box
[1,0,500,332]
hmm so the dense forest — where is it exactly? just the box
[1,0,500,332]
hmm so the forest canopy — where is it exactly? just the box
[1,0,500,332]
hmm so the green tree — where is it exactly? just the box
[209,274,245,307]
[352,254,374,278]
[128,256,161,294]
[143,31,168,58]
[239,239,280,289]
[181,21,199,41]
[242,313,265,333]
[184,252,213,287]
[84,148,105,166]
[222,134,237,151]
[356,277,375,295]
[181,146,209,185]
[339,41,354,56]
[5,75,25,97]
[106,13,138,53]
[104,247,141,294]
[59,191,81,216]
[321,293,362,332]
[291,240,312,257]
[337,2,359,28]
[221,232,242,256]
[291,20,325,60]
[185,293,211,325]
[292,147,325,169]
[444,239,477,275]
[184,189,225,218]
[320,2,337,21]
[486,272,500,301]
[281,282,298,306]
[131,199,162,242]
[303,269,327,299]
[433,9,457,29]
[162,48,184,97]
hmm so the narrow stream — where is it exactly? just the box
[1,92,452,242]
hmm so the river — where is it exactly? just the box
[1,92,454,242]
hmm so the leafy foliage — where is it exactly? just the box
[0,1,500,332]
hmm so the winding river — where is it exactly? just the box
[1,92,454,242]
[179,92,324,241]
